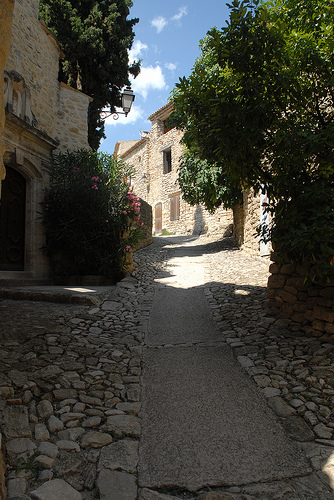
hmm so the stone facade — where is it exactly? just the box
[0,0,15,200]
[233,189,271,257]
[0,0,91,283]
[268,254,334,336]
[136,199,152,250]
[115,103,233,237]
[55,83,92,153]
[0,3,15,498]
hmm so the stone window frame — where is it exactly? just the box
[160,142,173,174]
[3,70,37,127]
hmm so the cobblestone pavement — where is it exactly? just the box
[1,234,334,499]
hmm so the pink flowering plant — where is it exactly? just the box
[41,149,142,280]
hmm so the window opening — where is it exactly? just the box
[163,148,172,174]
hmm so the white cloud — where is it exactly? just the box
[129,40,148,63]
[151,7,188,33]
[151,16,168,33]
[171,6,188,24]
[131,65,167,100]
[104,104,144,126]
[165,62,177,72]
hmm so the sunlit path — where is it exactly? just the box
[139,236,310,493]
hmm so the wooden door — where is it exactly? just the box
[0,166,26,270]
[155,203,162,235]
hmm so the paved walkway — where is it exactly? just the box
[1,235,334,499]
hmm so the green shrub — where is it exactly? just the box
[41,150,142,280]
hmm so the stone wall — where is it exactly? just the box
[5,0,60,139]
[0,0,15,200]
[136,199,152,250]
[4,0,91,153]
[55,83,91,152]
[119,103,233,237]
[0,3,15,496]
[267,253,334,336]
[242,189,261,254]
[1,0,92,283]
[232,190,271,257]
[232,204,245,248]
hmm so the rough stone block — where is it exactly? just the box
[2,406,31,438]
[98,438,139,472]
[6,437,36,456]
[304,309,314,321]
[267,397,296,417]
[319,287,334,300]
[291,313,307,324]
[282,303,294,315]
[266,288,277,299]
[312,319,325,332]
[278,289,297,304]
[281,416,315,442]
[297,291,308,301]
[267,274,286,289]
[97,469,137,500]
[30,478,82,500]
[106,415,141,437]
[269,263,280,274]
[281,263,295,274]
[284,285,298,295]
[325,323,334,334]
[308,286,322,297]
[316,297,334,308]
[6,477,27,498]
[313,306,334,324]
[81,431,113,448]
[293,302,307,313]
[306,296,319,307]
[267,299,280,311]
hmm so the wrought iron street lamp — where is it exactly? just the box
[101,87,135,121]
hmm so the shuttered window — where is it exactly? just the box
[170,193,180,221]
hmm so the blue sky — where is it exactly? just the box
[99,0,231,154]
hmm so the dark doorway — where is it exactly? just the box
[0,166,26,270]
[155,202,162,235]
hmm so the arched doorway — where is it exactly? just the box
[0,166,26,270]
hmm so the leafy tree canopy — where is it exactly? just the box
[177,149,242,212]
[39,0,140,150]
[42,150,142,279]
[171,0,334,280]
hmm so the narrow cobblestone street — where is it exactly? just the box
[1,234,334,499]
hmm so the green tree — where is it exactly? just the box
[41,150,142,280]
[39,0,140,150]
[171,0,334,280]
[177,149,242,212]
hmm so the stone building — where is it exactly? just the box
[233,189,271,257]
[0,0,91,284]
[115,102,233,236]
[0,3,15,496]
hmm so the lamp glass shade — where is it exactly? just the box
[121,88,135,114]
